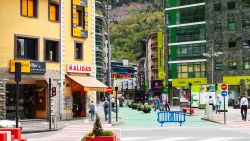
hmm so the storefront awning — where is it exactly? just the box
[67,75,107,92]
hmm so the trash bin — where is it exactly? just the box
[51,115,57,130]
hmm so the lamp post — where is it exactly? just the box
[202,47,223,85]
[105,0,112,124]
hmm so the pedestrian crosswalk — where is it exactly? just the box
[122,137,250,141]
[225,120,250,128]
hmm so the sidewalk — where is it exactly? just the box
[21,104,120,133]
[202,107,250,128]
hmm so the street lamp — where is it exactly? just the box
[202,47,223,85]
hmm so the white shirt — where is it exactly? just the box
[240,97,248,107]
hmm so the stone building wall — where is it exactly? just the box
[206,0,250,84]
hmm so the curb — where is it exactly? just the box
[201,118,223,124]
[112,121,124,126]
[22,127,65,134]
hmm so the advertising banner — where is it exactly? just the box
[180,89,190,103]
[157,32,165,80]
[151,80,163,92]
[162,93,168,105]
[172,78,207,87]
[199,85,207,109]
[191,85,200,107]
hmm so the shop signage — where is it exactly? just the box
[157,32,166,80]
[67,64,92,73]
[223,76,250,85]
[10,60,46,74]
[151,80,163,92]
[172,78,207,87]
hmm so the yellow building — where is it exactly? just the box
[0,0,106,120]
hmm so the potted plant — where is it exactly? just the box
[142,106,151,113]
[82,114,116,141]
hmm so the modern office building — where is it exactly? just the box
[95,1,108,83]
[206,0,250,100]
[0,0,107,120]
[165,0,207,105]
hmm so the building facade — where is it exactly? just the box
[206,0,250,100]
[0,0,105,120]
[165,0,207,105]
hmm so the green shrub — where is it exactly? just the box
[131,104,138,109]
[137,105,142,111]
[102,131,113,136]
[142,106,151,113]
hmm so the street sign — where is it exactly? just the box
[221,90,228,97]
[221,83,228,90]
[106,86,113,93]
[52,87,56,97]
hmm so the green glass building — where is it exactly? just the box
[165,0,207,105]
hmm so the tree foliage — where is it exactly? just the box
[110,11,163,62]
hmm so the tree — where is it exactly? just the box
[92,114,103,136]
[240,79,249,97]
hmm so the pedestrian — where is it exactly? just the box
[215,96,221,114]
[111,97,115,110]
[154,96,160,111]
[103,99,109,121]
[165,100,170,111]
[240,95,248,121]
[89,101,95,121]
[208,96,214,111]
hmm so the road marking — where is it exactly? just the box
[198,137,239,141]
[150,137,194,141]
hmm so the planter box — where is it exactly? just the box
[86,133,116,141]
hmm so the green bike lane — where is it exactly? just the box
[114,106,223,128]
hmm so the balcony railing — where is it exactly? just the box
[151,65,158,70]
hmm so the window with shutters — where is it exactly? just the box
[49,0,60,22]
[75,41,83,60]
[21,0,38,17]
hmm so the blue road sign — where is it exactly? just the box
[221,91,228,97]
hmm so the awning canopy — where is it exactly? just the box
[67,75,107,92]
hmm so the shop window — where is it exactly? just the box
[228,41,236,48]
[75,42,83,60]
[215,62,223,70]
[228,61,237,70]
[21,0,38,17]
[16,36,38,60]
[49,1,60,22]
[214,21,222,31]
[45,40,59,62]
[214,3,221,11]
[227,1,236,10]
[228,21,236,30]
[76,7,83,27]
[243,40,250,49]
[243,60,250,70]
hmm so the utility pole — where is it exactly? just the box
[15,62,21,128]
[105,1,112,124]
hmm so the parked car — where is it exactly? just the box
[0,120,22,128]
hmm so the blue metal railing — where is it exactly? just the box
[157,111,186,126]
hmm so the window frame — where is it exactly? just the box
[215,62,223,70]
[20,0,38,18]
[44,38,60,62]
[228,21,236,30]
[227,1,236,10]
[76,6,84,27]
[74,41,83,60]
[14,34,39,60]
[48,0,60,22]
[228,61,237,70]
[228,41,236,49]
[243,60,250,70]
[214,3,221,11]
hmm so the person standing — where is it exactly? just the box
[215,96,221,114]
[240,96,248,121]
[165,99,170,111]
[103,99,109,121]
[111,97,115,110]
[154,96,160,111]
[89,101,95,121]
[208,96,214,111]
